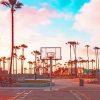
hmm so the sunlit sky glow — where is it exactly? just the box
[0,0,100,71]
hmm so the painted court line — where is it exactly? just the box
[70,90,82,100]
[11,90,26,100]
[76,91,92,100]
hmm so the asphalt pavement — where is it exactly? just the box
[0,79,100,100]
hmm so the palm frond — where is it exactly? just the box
[15,1,23,8]
[1,1,10,7]
[9,0,17,5]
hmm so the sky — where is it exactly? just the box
[0,0,100,72]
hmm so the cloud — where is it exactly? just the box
[73,0,100,45]
[0,5,71,59]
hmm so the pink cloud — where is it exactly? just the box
[15,6,71,25]
[74,0,100,32]
[73,0,100,45]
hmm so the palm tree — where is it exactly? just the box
[66,42,72,74]
[24,67,27,74]
[94,47,100,70]
[80,59,85,69]
[31,50,41,62]
[27,61,33,74]
[66,41,79,76]
[6,57,11,73]
[78,57,83,68]
[85,45,90,70]
[31,50,41,74]
[19,55,25,74]
[33,61,36,74]
[14,46,20,74]
[1,57,6,70]
[1,0,23,77]
[12,53,17,74]
[41,59,45,74]
[19,44,28,56]
[90,59,95,70]
[0,58,2,68]
[19,44,27,74]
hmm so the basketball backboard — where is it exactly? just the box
[40,47,62,60]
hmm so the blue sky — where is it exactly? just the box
[20,0,90,13]
[19,0,91,41]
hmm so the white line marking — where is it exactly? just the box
[76,91,91,100]
[12,90,26,100]
[70,90,82,100]
[20,90,32,99]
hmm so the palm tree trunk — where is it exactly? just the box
[3,61,5,70]
[16,56,17,74]
[21,60,23,74]
[87,47,89,70]
[9,6,14,77]
[0,62,1,68]
[15,49,17,74]
[22,47,24,56]
[73,45,77,76]
[43,61,45,74]
[95,50,97,70]
[92,62,93,70]
[70,45,72,75]
[13,57,14,74]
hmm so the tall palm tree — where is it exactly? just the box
[24,67,27,74]
[66,41,79,76]
[1,0,23,77]
[31,50,41,63]
[27,61,33,74]
[12,53,17,74]
[0,58,2,68]
[85,45,90,70]
[19,44,27,74]
[94,47,100,70]
[78,57,83,68]
[68,60,73,75]
[19,55,25,74]
[14,46,20,74]
[31,50,41,74]
[66,42,72,74]
[19,44,28,56]
[33,61,36,74]
[41,59,45,74]
[6,57,11,73]
[90,59,95,70]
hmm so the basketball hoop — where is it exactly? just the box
[47,52,54,59]
[40,47,62,91]
[40,47,61,60]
